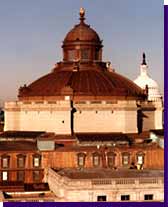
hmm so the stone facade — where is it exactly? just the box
[4,100,71,134]
[4,99,163,134]
[45,168,164,202]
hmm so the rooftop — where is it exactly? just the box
[0,131,45,139]
[56,168,164,179]
[76,132,132,144]
[0,141,37,151]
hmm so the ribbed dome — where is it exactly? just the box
[63,8,101,44]
[62,8,103,62]
[64,23,101,43]
[18,9,145,101]
[18,64,145,100]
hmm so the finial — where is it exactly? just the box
[79,8,85,23]
[142,52,147,65]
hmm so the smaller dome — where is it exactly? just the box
[134,75,159,89]
[63,8,101,44]
[64,24,101,43]
[62,8,103,62]
[134,54,161,101]
[134,75,161,101]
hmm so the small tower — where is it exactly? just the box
[134,53,162,101]
[62,8,103,62]
[134,53,163,130]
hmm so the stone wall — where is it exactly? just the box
[4,101,71,134]
[4,99,163,134]
[73,100,138,133]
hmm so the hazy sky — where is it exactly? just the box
[0,0,163,106]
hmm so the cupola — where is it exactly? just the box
[62,8,103,62]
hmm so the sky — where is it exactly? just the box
[0,0,163,106]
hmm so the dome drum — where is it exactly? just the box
[62,45,102,62]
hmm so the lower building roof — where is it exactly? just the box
[56,168,164,179]
[76,133,132,144]
[0,131,45,139]
[0,141,37,151]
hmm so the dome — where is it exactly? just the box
[134,53,161,101]
[64,23,101,43]
[18,63,145,100]
[62,8,103,62]
[134,75,159,89]
[63,8,101,44]
[18,9,145,101]
[134,75,161,101]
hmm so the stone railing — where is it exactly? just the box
[5,100,71,111]
[47,168,164,190]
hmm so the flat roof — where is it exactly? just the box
[76,133,132,143]
[56,168,164,179]
[0,131,45,138]
[0,141,37,151]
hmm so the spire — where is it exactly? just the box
[79,7,85,23]
[142,52,147,65]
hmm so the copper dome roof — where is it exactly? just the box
[64,23,101,43]
[18,63,145,100]
[63,8,101,44]
[18,9,145,101]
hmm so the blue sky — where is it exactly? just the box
[0,0,163,105]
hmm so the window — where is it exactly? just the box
[137,152,145,165]
[1,155,10,168]
[122,153,130,166]
[17,155,26,168]
[81,49,89,60]
[137,155,143,164]
[107,152,116,168]
[33,170,40,182]
[2,171,8,181]
[121,195,130,201]
[97,196,107,201]
[144,194,153,200]
[68,50,75,61]
[17,171,25,181]
[93,153,100,167]
[33,154,41,168]
[77,153,86,167]
[95,48,99,60]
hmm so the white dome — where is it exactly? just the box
[134,75,159,89]
[134,62,161,101]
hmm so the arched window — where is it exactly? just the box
[136,152,145,165]
[122,152,130,166]
[107,152,116,168]
[81,49,89,60]
[33,154,41,168]
[77,153,86,167]
[17,154,26,168]
[68,50,75,61]
[1,154,10,168]
[92,152,101,167]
